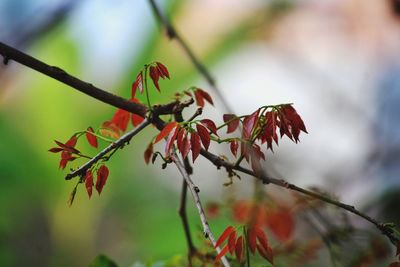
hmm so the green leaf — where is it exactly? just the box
[89,254,118,267]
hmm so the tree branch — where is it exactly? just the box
[65,119,151,180]
[171,152,231,267]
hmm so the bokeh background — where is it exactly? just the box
[1,0,400,266]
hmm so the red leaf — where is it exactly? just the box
[65,135,78,147]
[156,62,170,79]
[242,109,259,139]
[132,71,143,96]
[228,231,237,255]
[390,262,400,267]
[257,243,274,264]
[149,65,161,92]
[215,226,235,248]
[55,140,80,154]
[201,119,218,136]
[155,122,178,143]
[95,165,109,195]
[49,147,63,153]
[85,170,93,198]
[255,226,269,252]
[197,88,213,106]
[144,142,154,164]
[177,128,186,153]
[190,132,201,162]
[86,127,98,148]
[215,245,229,263]
[223,114,239,133]
[230,140,238,157]
[112,109,130,132]
[196,124,210,150]
[181,134,191,159]
[59,158,69,169]
[235,236,244,262]
[165,126,180,155]
[248,227,257,254]
[194,90,205,107]
[265,207,294,242]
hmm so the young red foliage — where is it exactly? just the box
[194,90,205,107]
[190,132,201,162]
[65,135,78,147]
[156,62,170,79]
[215,226,235,248]
[112,109,130,132]
[177,128,186,153]
[266,207,294,242]
[194,88,213,107]
[196,124,210,150]
[181,134,191,159]
[235,235,244,262]
[86,127,98,148]
[85,169,93,198]
[228,231,237,255]
[95,165,109,195]
[257,243,274,264]
[242,109,259,140]
[149,65,161,92]
[200,119,218,136]
[165,126,180,155]
[155,122,177,143]
[132,71,143,96]
[223,114,240,133]
[248,227,257,254]
[230,140,238,157]
[144,142,154,164]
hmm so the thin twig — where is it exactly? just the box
[148,0,234,114]
[179,179,196,265]
[171,152,231,267]
[65,119,150,180]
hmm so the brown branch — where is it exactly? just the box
[148,0,234,114]
[199,149,400,246]
[171,152,231,267]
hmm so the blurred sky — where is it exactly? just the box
[1,0,400,266]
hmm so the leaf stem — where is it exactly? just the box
[144,65,152,111]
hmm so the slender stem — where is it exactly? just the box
[65,119,151,180]
[171,152,231,267]
[179,179,196,266]
[144,65,152,110]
